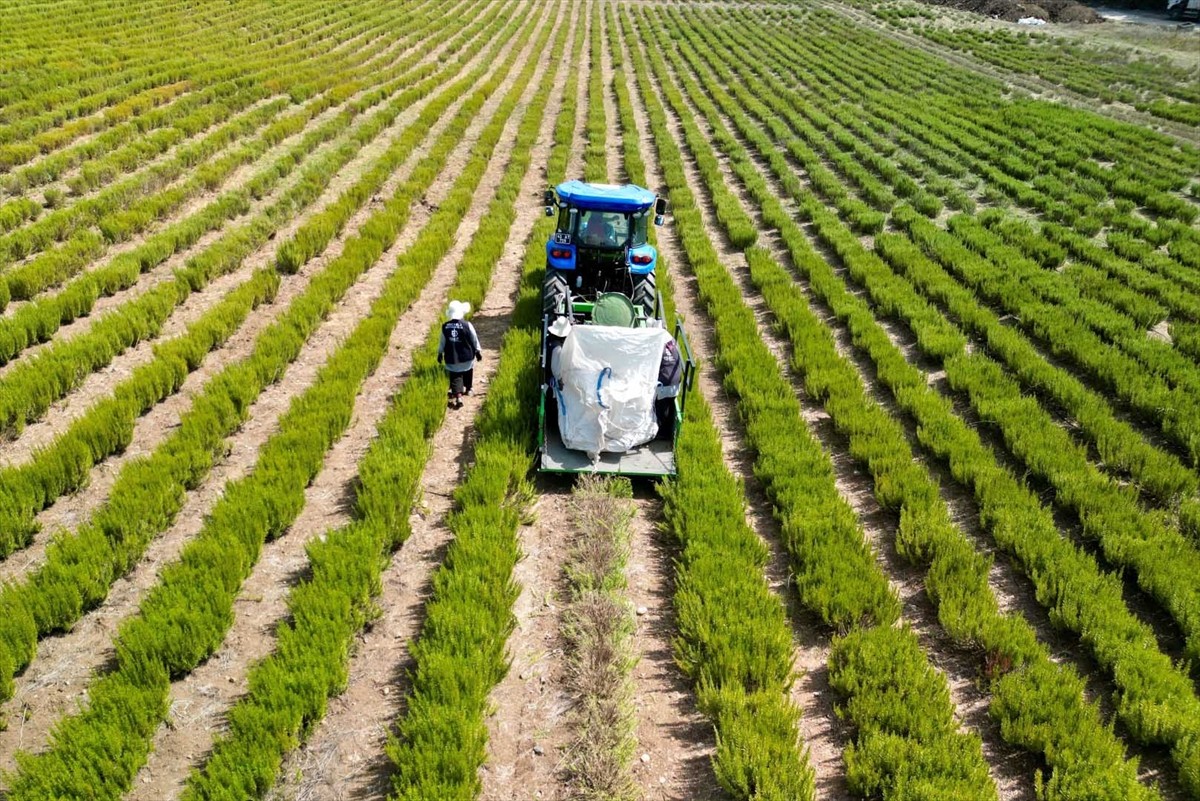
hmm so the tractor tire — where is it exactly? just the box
[631,271,657,318]
[543,270,571,318]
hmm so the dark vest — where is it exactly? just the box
[442,319,474,364]
[659,339,682,387]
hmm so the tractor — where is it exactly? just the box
[537,181,694,478]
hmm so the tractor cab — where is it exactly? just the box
[538,182,694,479]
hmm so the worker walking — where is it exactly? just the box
[438,300,482,409]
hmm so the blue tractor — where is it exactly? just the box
[538,181,694,477]
[542,180,667,318]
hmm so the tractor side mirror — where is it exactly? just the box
[543,188,556,217]
[654,197,668,226]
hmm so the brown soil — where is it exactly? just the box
[919,0,1102,23]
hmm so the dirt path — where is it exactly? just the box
[598,6,624,185]
[124,11,557,791]
[0,17,532,777]
[0,19,508,592]
[257,7,569,800]
[475,9,589,799]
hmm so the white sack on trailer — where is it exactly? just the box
[555,324,671,459]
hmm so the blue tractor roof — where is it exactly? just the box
[556,180,655,213]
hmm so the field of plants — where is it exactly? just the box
[0,0,1197,799]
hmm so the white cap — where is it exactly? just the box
[548,316,572,337]
[446,300,471,320]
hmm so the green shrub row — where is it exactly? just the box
[714,7,1186,278]
[939,344,1200,659]
[3,12,539,796]
[582,0,607,183]
[181,10,566,795]
[899,214,1200,467]
[1,94,293,308]
[0,0,414,184]
[863,227,1200,660]
[0,0,489,365]
[1046,224,1200,323]
[0,0,469,306]
[0,10,501,445]
[740,8,1196,262]
[663,29,1157,787]
[269,2,505,276]
[668,14,1200,790]
[0,0,504,560]
[11,80,191,166]
[0,197,41,235]
[948,215,1200,399]
[0,0,294,125]
[607,11,815,798]
[687,35,1200,663]
[0,1,400,263]
[0,6,522,711]
[0,98,284,301]
[688,0,1200,506]
[873,233,1196,505]
[907,22,1200,126]
[873,229,1200,795]
[636,26,898,630]
[629,10,997,799]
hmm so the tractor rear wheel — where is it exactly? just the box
[631,271,657,317]
[543,270,571,317]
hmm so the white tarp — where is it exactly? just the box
[554,324,671,459]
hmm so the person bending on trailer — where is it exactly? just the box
[438,299,482,409]
[655,337,683,435]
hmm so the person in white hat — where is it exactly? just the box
[549,314,573,383]
[547,315,571,382]
[438,300,482,409]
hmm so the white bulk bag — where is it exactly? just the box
[555,324,671,458]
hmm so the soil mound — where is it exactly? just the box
[921,0,1104,22]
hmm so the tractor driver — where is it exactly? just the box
[579,211,617,247]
